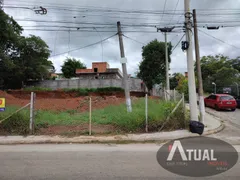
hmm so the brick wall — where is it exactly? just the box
[92,62,109,72]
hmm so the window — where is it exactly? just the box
[208,95,216,100]
[220,96,234,100]
[94,68,98,72]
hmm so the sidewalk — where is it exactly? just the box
[0,112,224,145]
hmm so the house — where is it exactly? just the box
[76,62,123,79]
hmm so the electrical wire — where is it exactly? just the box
[171,34,185,53]
[160,0,168,23]
[93,27,104,62]
[198,29,240,49]
[168,0,180,25]
[122,34,146,45]
[50,33,117,58]
[68,29,71,56]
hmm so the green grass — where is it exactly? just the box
[62,87,124,96]
[0,99,187,133]
[22,87,124,96]
[23,87,53,91]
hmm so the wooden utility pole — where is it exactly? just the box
[117,21,132,112]
[193,9,205,123]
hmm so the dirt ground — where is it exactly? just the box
[0,90,156,136]
[37,124,119,136]
[0,90,127,112]
[0,91,131,135]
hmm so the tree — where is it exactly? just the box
[197,54,240,93]
[61,58,86,78]
[176,75,189,101]
[18,35,51,81]
[0,10,53,89]
[137,39,172,90]
[170,73,184,90]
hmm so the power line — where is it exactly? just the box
[160,0,168,23]
[171,34,185,53]
[198,29,240,49]
[50,33,117,58]
[122,34,146,45]
[168,0,180,25]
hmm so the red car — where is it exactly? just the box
[204,94,237,111]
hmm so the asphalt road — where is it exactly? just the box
[206,107,240,126]
[0,144,239,180]
[206,107,240,145]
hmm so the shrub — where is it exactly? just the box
[24,87,52,91]
[62,87,124,96]
[0,112,29,135]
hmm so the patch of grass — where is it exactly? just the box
[23,87,53,91]
[1,99,188,135]
[62,87,124,96]
[36,98,186,132]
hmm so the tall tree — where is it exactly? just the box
[0,10,53,89]
[137,39,172,90]
[61,58,86,78]
[18,35,51,81]
[197,54,240,94]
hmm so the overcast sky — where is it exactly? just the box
[4,0,240,75]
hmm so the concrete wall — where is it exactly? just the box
[36,78,143,91]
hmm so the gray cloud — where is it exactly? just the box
[4,0,240,75]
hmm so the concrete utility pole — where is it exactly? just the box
[184,0,198,121]
[117,21,132,112]
[193,9,205,123]
[164,32,170,100]
[157,27,174,101]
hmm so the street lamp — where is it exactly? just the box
[234,82,239,97]
[212,82,216,94]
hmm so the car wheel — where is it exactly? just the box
[215,105,220,111]
[231,108,236,112]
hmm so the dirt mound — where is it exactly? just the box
[0,91,16,100]
[34,96,126,112]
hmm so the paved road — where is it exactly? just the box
[206,107,240,126]
[0,144,239,180]
[206,107,240,145]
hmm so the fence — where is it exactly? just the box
[152,84,182,101]
[0,92,36,135]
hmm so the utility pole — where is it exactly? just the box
[193,9,205,123]
[184,0,198,121]
[164,32,170,100]
[117,21,132,112]
[157,27,174,101]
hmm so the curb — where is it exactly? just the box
[0,113,224,145]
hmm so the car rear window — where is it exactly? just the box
[220,96,234,100]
